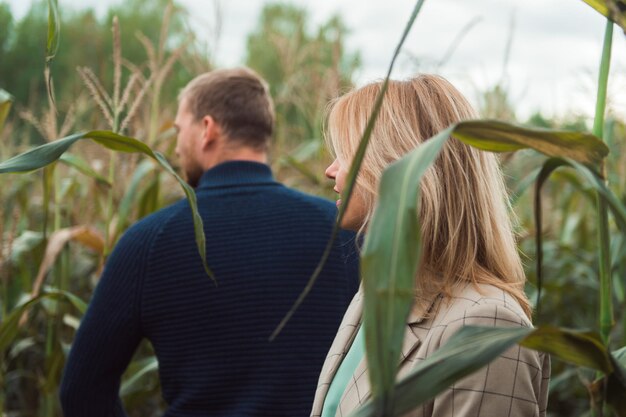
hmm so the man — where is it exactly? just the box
[60,67,360,417]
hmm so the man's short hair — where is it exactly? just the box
[179,67,275,151]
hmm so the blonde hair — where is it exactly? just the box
[326,74,531,318]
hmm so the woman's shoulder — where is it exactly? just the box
[429,283,532,331]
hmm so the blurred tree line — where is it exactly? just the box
[0,0,189,114]
[0,0,360,149]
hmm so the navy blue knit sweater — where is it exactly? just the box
[60,161,360,417]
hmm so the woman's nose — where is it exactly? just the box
[325,159,338,179]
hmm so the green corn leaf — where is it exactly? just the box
[534,157,626,308]
[269,0,428,343]
[0,290,86,354]
[509,166,540,207]
[520,326,612,373]
[59,153,111,186]
[116,159,156,235]
[121,356,159,396]
[350,326,532,417]
[46,0,60,64]
[452,120,608,166]
[0,130,214,282]
[137,176,160,219]
[45,0,60,108]
[0,89,13,134]
[360,121,608,413]
[10,231,45,264]
[351,325,613,417]
[43,347,65,393]
[533,158,564,309]
[360,127,450,407]
[281,155,322,185]
[613,346,626,365]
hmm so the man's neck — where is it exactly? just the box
[220,148,268,165]
[203,147,268,171]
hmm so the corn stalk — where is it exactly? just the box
[594,19,614,347]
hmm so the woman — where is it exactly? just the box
[311,75,550,417]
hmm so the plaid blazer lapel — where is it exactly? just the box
[335,300,436,414]
[310,291,364,417]
[334,294,442,415]
[398,295,440,369]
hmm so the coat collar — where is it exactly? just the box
[196,161,277,191]
[310,291,364,417]
[311,289,443,417]
[333,292,442,410]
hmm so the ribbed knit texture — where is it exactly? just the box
[60,161,360,417]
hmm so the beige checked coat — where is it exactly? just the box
[310,284,550,417]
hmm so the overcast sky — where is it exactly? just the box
[5,0,626,121]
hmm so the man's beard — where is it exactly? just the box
[183,162,203,188]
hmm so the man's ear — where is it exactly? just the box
[200,115,221,149]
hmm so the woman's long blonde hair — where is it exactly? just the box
[326,74,531,318]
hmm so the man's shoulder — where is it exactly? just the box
[121,199,188,238]
[274,185,336,214]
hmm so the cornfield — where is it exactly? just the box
[1,0,626,416]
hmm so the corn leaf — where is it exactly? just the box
[121,356,159,396]
[350,326,532,417]
[534,157,626,308]
[360,121,609,413]
[613,346,626,364]
[281,155,321,185]
[45,0,60,108]
[9,231,45,264]
[520,326,612,372]
[269,0,427,342]
[581,0,626,32]
[351,325,614,417]
[0,130,213,282]
[59,153,111,186]
[43,347,65,393]
[360,127,449,409]
[0,89,13,134]
[31,226,104,298]
[452,120,608,166]
[46,0,60,64]
[137,176,160,219]
[0,290,86,354]
[116,159,156,237]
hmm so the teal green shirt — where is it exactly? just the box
[321,324,366,417]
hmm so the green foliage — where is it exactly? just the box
[358,119,617,415]
[46,0,60,65]
[0,4,13,56]
[0,0,192,122]
[0,130,213,281]
[352,325,626,417]
[0,4,47,110]
[270,0,424,345]
[361,127,443,409]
